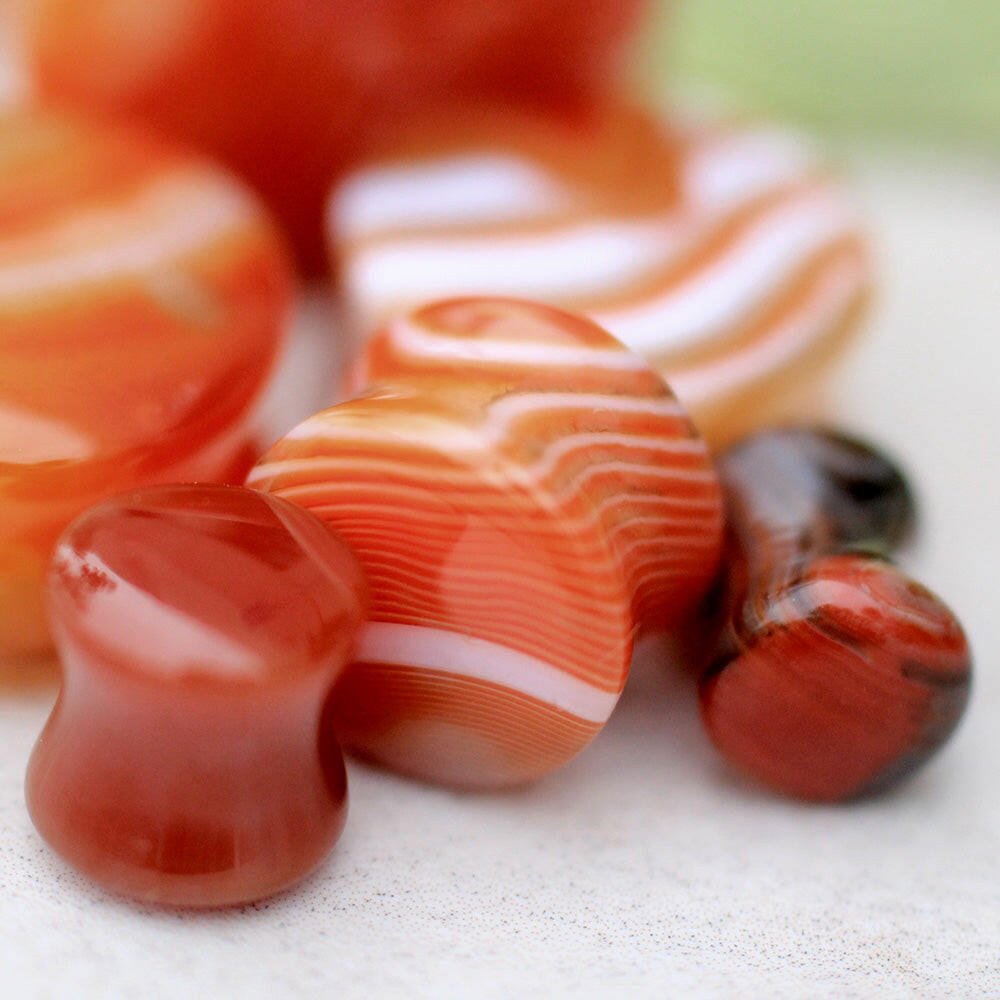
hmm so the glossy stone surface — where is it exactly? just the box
[0,111,293,660]
[331,107,872,442]
[701,428,971,801]
[250,298,723,788]
[719,427,917,558]
[19,0,646,269]
[26,484,365,907]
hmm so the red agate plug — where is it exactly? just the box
[26,484,365,907]
[700,428,971,801]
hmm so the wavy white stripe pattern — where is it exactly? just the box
[348,219,677,307]
[333,121,846,322]
[384,315,653,370]
[596,193,859,354]
[0,172,258,302]
[253,296,723,784]
[683,129,819,213]
[280,390,685,451]
[331,114,869,440]
[672,258,864,403]
[355,622,621,723]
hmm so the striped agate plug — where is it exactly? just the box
[27,485,365,907]
[250,298,723,788]
[700,428,971,802]
[330,105,871,444]
[0,111,293,660]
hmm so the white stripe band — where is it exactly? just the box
[670,257,865,403]
[596,192,858,353]
[347,219,676,307]
[0,173,258,302]
[333,154,571,238]
[355,621,624,724]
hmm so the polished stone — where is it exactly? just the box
[251,297,723,788]
[26,484,365,907]
[701,428,970,801]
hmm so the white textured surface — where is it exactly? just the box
[2,150,999,999]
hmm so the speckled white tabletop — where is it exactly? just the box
[1,99,998,1000]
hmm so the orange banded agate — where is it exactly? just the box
[18,0,647,269]
[330,107,872,442]
[250,298,723,788]
[0,110,293,659]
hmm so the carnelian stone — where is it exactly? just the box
[26,484,365,907]
[18,0,647,269]
[701,429,971,801]
[0,111,293,660]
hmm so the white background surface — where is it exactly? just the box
[3,11,1000,1000]
[0,146,997,999]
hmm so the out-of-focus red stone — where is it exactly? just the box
[0,110,293,661]
[19,0,648,269]
[700,428,971,801]
[26,484,366,907]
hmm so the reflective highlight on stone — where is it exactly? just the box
[0,111,292,659]
[700,428,971,801]
[26,485,365,907]
[331,107,871,441]
[250,298,723,788]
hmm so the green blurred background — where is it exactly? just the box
[639,0,1000,150]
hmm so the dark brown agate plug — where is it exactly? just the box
[699,428,971,801]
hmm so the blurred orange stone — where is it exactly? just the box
[0,110,293,660]
[27,484,365,907]
[330,105,872,443]
[18,0,648,269]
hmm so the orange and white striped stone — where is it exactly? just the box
[249,298,722,787]
[0,110,293,659]
[330,106,872,442]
